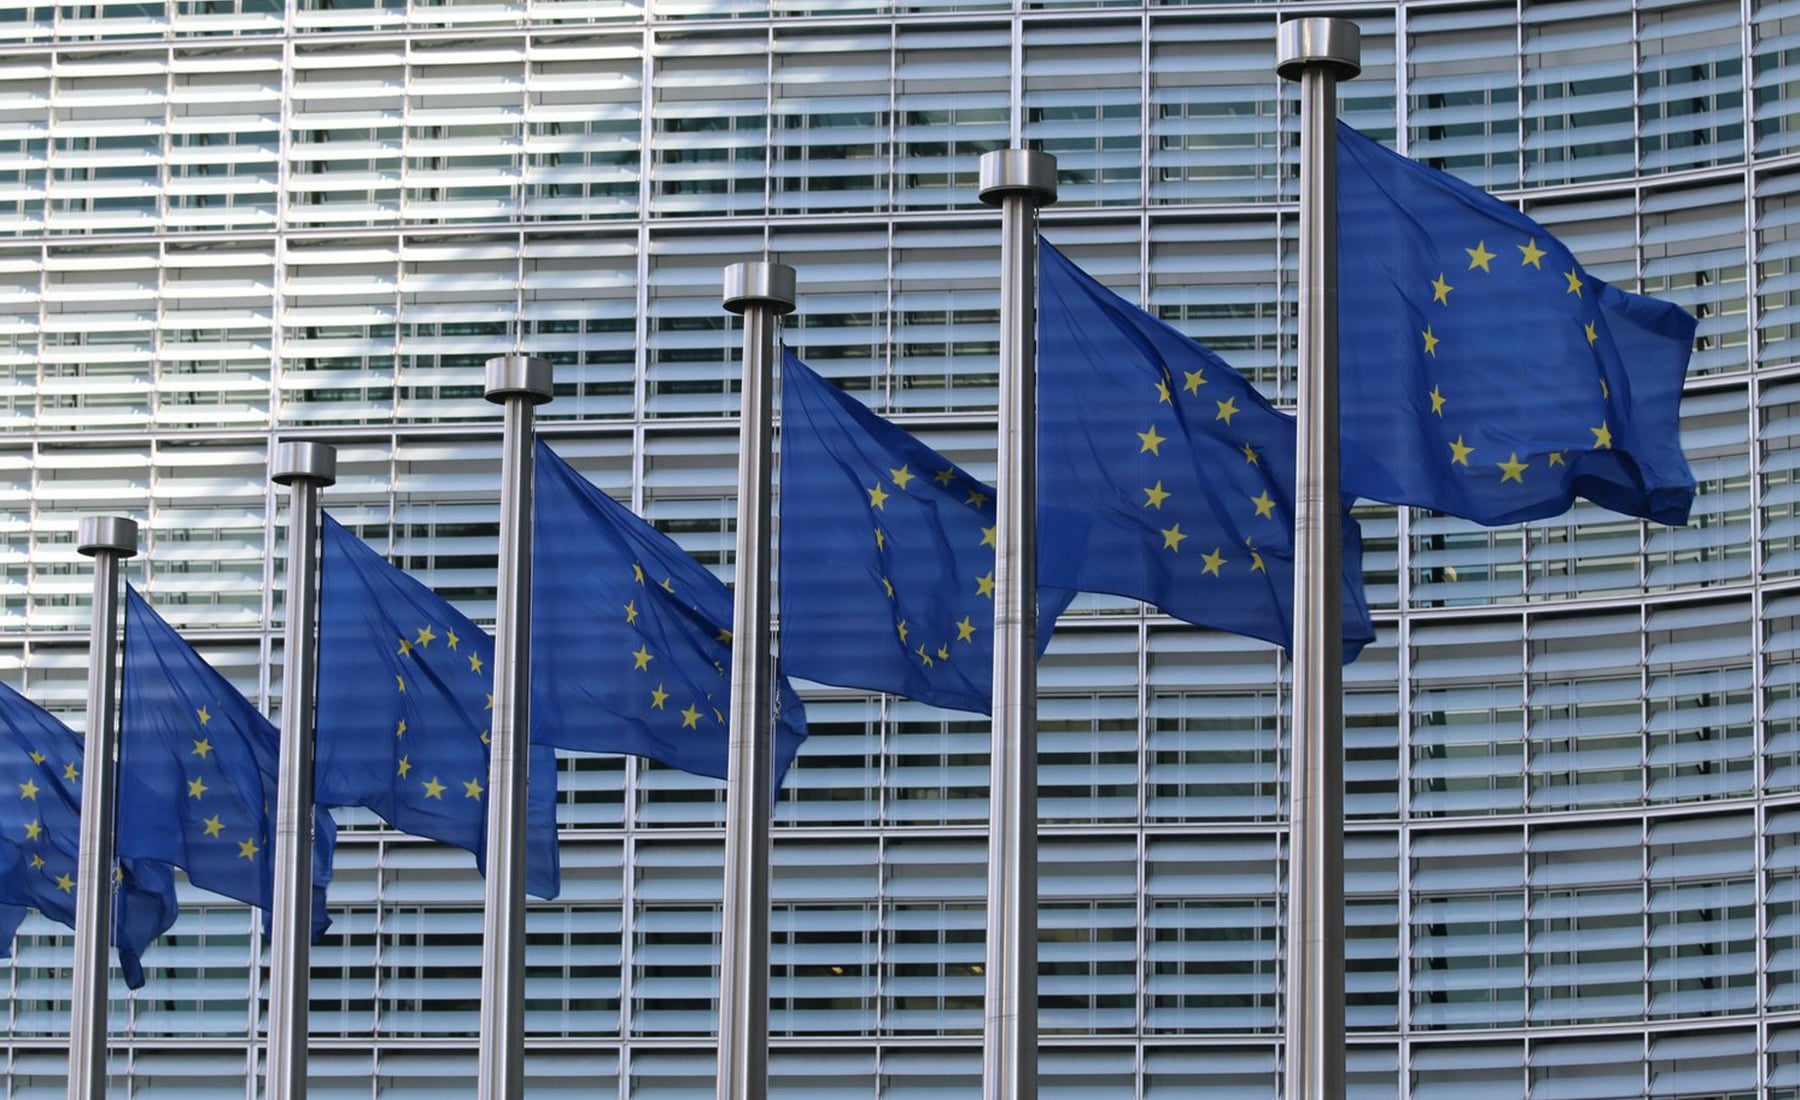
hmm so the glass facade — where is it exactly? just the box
[0,0,1784,1095]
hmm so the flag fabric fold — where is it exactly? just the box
[119,587,335,941]
[0,678,179,988]
[1037,239,1376,659]
[532,440,808,783]
[315,515,561,900]
[1337,121,1697,527]
[780,349,1075,713]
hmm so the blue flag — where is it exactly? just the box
[532,440,808,783]
[119,588,335,940]
[781,349,1076,713]
[1037,239,1375,659]
[0,678,178,988]
[1337,122,1697,526]
[316,515,560,900]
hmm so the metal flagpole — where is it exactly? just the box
[1276,18,1359,1100]
[266,441,337,1100]
[715,260,794,1100]
[977,148,1057,1100]
[478,354,553,1100]
[67,515,139,1100]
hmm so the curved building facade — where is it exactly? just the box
[0,0,1782,1096]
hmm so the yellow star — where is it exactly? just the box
[1498,453,1529,483]
[1161,523,1187,552]
[395,674,406,694]
[397,636,412,657]
[1137,425,1167,455]
[659,576,674,594]
[463,777,484,799]
[1183,369,1206,394]
[633,562,645,584]
[1428,386,1446,416]
[965,488,990,509]
[189,737,212,759]
[882,576,894,598]
[27,854,42,869]
[980,525,997,547]
[415,625,436,648]
[1251,491,1276,519]
[1215,397,1239,424]
[238,838,260,860]
[1143,481,1170,509]
[896,620,909,643]
[956,617,976,643]
[915,645,934,668]
[1421,326,1439,357]
[624,600,639,625]
[1548,451,1567,467]
[1466,241,1495,272]
[202,814,224,838]
[976,572,995,598]
[650,684,669,710]
[1600,376,1609,399]
[933,467,955,487]
[26,751,42,765]
[1563,268,1585,297]
[187,776,207,800]
[1201,548,1227,577]
[1449,435,1474,466]
[17,779,37,801]
[1591,421,1613,449]
[632,645,653,671]
[396,756,412,778]
[395,718,407,739]
[55,872,73,892]
[891,465,915,490]
[63,762,77,782]
[196,706,211,726]
[1431,273,1453,304]
[469,653,483,674]
[22,820,39,840]
[1519,238,1546,268]
[874,527,885,551]
[1155,379,1172,404]
[867,484,889,510]
[1584,320,1598,345]
[480,729,491,746]
[680,703,702,729]
[486,694,494,711]
[1242,442,1259,466]
[936,646,949,661]
[713,706,724,724]
[446,629,459,650]
[422,777,446,800]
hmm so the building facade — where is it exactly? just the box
[0,0,1781,1095]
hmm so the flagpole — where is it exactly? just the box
[478,354,553,1100]
[68,515,138,1100]
[1276,19,1359,1100]
[977,148,1056,1100]
[266,441,337,1100]
[716,260,794,1100]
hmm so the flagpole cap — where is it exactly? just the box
[483,354,554,406]
[979,149,1058,208]
[722,262,796,316]
[77,516,138,559]
[271,441,338,487]
[1277,18,1361,81]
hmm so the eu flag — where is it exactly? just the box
[0,678,178,988]
[780,349,1076,713]
[1037,239,1376,659]
[315,515,560,899]
[1337,122,1697,527]
[119,588,335,939]
[532,440,808,783]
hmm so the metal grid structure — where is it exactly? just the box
[0,0,1786,1095]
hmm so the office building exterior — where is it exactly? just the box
[0,0,1781,1094]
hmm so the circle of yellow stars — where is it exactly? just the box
[1139,367,1271,578]
[865,461,990,672]
[392,623,488,805]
